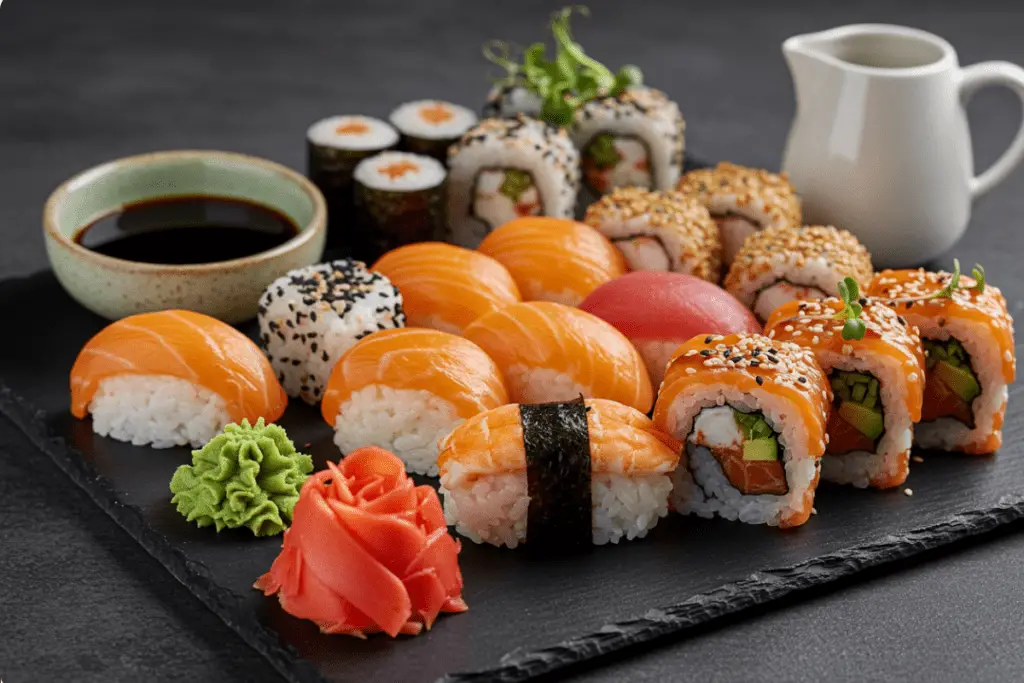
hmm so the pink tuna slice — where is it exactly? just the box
[578,271,761,341]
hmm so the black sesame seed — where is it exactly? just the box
[859,298,867,306]
[752,349,761,357]
[897,316,907,326]
[798,376,807,384]
[291,359,301,366]
[310,342,318,353]
[699,349,711,356]
[723,349,731,358]
[322,351,330,361]
[750,360,760,367]
[755,376,764,385]
[906,302,913,309]
[310,312,317,322]
[704,336,713,344]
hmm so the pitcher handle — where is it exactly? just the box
[960,61,1024,198]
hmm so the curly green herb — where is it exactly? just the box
[835,276,867,341]
[483,5,643,127]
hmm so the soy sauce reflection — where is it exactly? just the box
[75,195,300,265]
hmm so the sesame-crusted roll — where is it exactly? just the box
[766,299,924,489]
[868,268,1016,454]
[447,116,580,248]
[571,87,685,199]
[583,187,721,283]
[652,333,829,528]
[724,225,874,324]
[678,163,801,271]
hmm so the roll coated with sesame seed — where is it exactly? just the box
[571,87,685,200]
[677,162,802,271]
[766,298,924,489]
[652,333,829,529]
[868,268,1015,454]
[583,187,721,282]
[724,225,874,324]
[257,260,405,405]
[447,115,580,248]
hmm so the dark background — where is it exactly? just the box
[2,0,1024,681]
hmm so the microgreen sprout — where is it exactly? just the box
[483,5,643,127]
[925,259,986,300]
[835,276,866,341]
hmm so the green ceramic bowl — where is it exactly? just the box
[44,150,327,324]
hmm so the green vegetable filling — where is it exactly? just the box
[499,169,535,202]
[923,338,980,402]
[830,370,884,440]
[584,133,622,170]
[733,409,779,461]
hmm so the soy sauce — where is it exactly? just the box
[75,195,299,265]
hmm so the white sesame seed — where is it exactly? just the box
[1005,350,1013,362]
[811,336,820,344]
[904,488,913,496]
[841,344,853,354]
[908,373,918,382]
[685,367,696,374]
[784,325,794,332]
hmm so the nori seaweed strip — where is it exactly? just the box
[521,396,592,550]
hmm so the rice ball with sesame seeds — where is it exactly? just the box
[258,260,405,405]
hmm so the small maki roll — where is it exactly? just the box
[724,225,874,324]
[389,100,478,162]
[571,87,685,198]
[766,297,925,489]
[463,301,654,413]
[447,116,580,248]
[306,115,399,253]
[868,265,1015,454]
[579,272,761,388]
[352,151,447,261]
[653,333,829,528]
[439,397,681,548]
[583,186,721,282]
[258,260,405,405]
[678,163,802,271]
[70,311,287,449]
[372,242,521,334]
[476,216,625,305]
[321,328,508,476]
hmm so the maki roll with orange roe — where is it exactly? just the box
[766,297,924,489]
[725,225,874,324]
[583,187,721,283]
[389,100,478,162]
[652,333,829,528]
[476,216,625,306]
[868,266,1015,454]
[677,162,801,271]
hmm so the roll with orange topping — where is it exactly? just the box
[652,333,829,528]
[677,162,802,271]
[869,268,1015,454]
[766,298,924,489]
[389,100,478,161]
[724,225,874,324]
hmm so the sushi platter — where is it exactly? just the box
[4,6,1024,683]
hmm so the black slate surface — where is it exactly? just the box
[6,0,1024,681]
[1,269,1023,683]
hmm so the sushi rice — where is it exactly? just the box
[389,100,478,141]
[89,375,233,449]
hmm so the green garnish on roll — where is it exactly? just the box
[170,418,314,537]
[484,5,642,127]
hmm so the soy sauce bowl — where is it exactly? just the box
[44,150,327,324]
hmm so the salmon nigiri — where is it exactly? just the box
[438,398,681,548]
[372,242,521,334]
[321,328,508,475]
[476,217,626,306]
[70,310,287,448]
[462,301,654,413]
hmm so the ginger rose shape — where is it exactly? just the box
[254,446,467,637]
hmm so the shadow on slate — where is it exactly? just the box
[1,252,1023,683]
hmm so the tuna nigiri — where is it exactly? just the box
[579,271,761,387]
[476,217,626,305]
[372,242,521,335]
[70,310,287,448]
[321,328,509,475]
[462,301,654,413]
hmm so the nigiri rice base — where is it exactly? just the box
[661,386,820,526]
[330,385,463,476]
[505,366,588,404]
[440,472,673,547]
[89,375,232,449]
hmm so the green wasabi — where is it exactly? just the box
[169,418,314,537]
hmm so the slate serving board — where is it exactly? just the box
[2,267,1023,683]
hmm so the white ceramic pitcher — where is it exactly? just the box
[781,24,1024,267]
